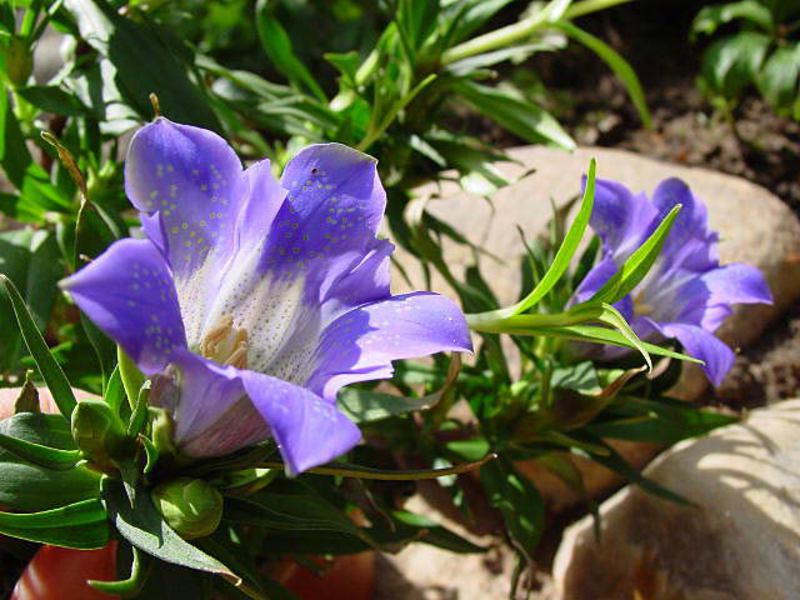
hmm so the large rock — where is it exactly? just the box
[552,399,800,600]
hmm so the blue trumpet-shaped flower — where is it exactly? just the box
[62,118,471,474]
[573,177,772,386]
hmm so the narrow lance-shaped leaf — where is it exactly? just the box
[466,159,596,328]
[89,545,153,597]
[0,275,77,418]
[595,302,652,371]
[0,498,110,549]
[514,158,596,313]
[503,323,702,364]
[102,479,262,597]
[554,21,651,127]
[254,0,327,102]
[0,431,82,471]
[588,204,682,305]
[455,80,576,150]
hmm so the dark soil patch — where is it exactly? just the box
[526,1,800,212]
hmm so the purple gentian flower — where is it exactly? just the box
[572,177,772,386]
[61,118,471,474]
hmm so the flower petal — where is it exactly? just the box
[60,239,187,375]
[263,143,385,275]
[236,159,287,252]
[158,351,361,473]
[701,263,773,308]
[308,292,472,400]
[162,350,268,458]
[239,369,362,475]
[656,264,773,331]
[651,178,718,273]
[203,145,390,379]
[124,118,247,345]
[319,238,393,318]
[586,177,657,261]
[659,322,735,386]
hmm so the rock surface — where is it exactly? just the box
[552,399,800,600]
[375,496,557,600]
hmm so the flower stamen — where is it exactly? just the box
[201,315,249,369]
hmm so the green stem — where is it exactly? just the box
[441,0,637,66]
[564,0,637,21]
[466,305,601,334]
[441,11,551,65]
[260,453,496,480]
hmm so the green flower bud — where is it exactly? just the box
[152,478,223,540]
[149,407,176,457]
[3,36,33,87]
[70,399,129,468]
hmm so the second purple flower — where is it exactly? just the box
[572,176,772,386]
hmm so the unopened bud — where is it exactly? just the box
[71,399,129,468]
[152,478,223,539]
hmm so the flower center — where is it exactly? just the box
[633,291,654,316]
[200,315,248,369]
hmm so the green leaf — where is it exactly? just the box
[757,44,800,113]
[223,483,362,537]
[585,436,693,506]
[390,510,486,554]
[480,459,543,559]
[338,354,461,423]
[89,545,153,597]
[0,274,77,418]
[455,80,576,149]
[0,91,71,214]
[358,73,437,151]
[515,323,701,363]
[442,0,516,46]
[0,431,81,470]
[16,85,89,116]
[554,21,651,127]
[700,31,771,100]
[0,229,62,372]
[588,204,681,305]
[691,0,774,38]
[595,302,652,371]
[118,346,145,411]
[103,364,126,415]
[514,158,595,315]
[63,0,222,131]
[0,498,110,549]
[0,413,102,511]
[587,396,738,444]
[254,0,327,102]
[397,0,440,56]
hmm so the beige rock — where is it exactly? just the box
[375,496,557,600]
[514,440,661,514]
[552,399,800,600]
